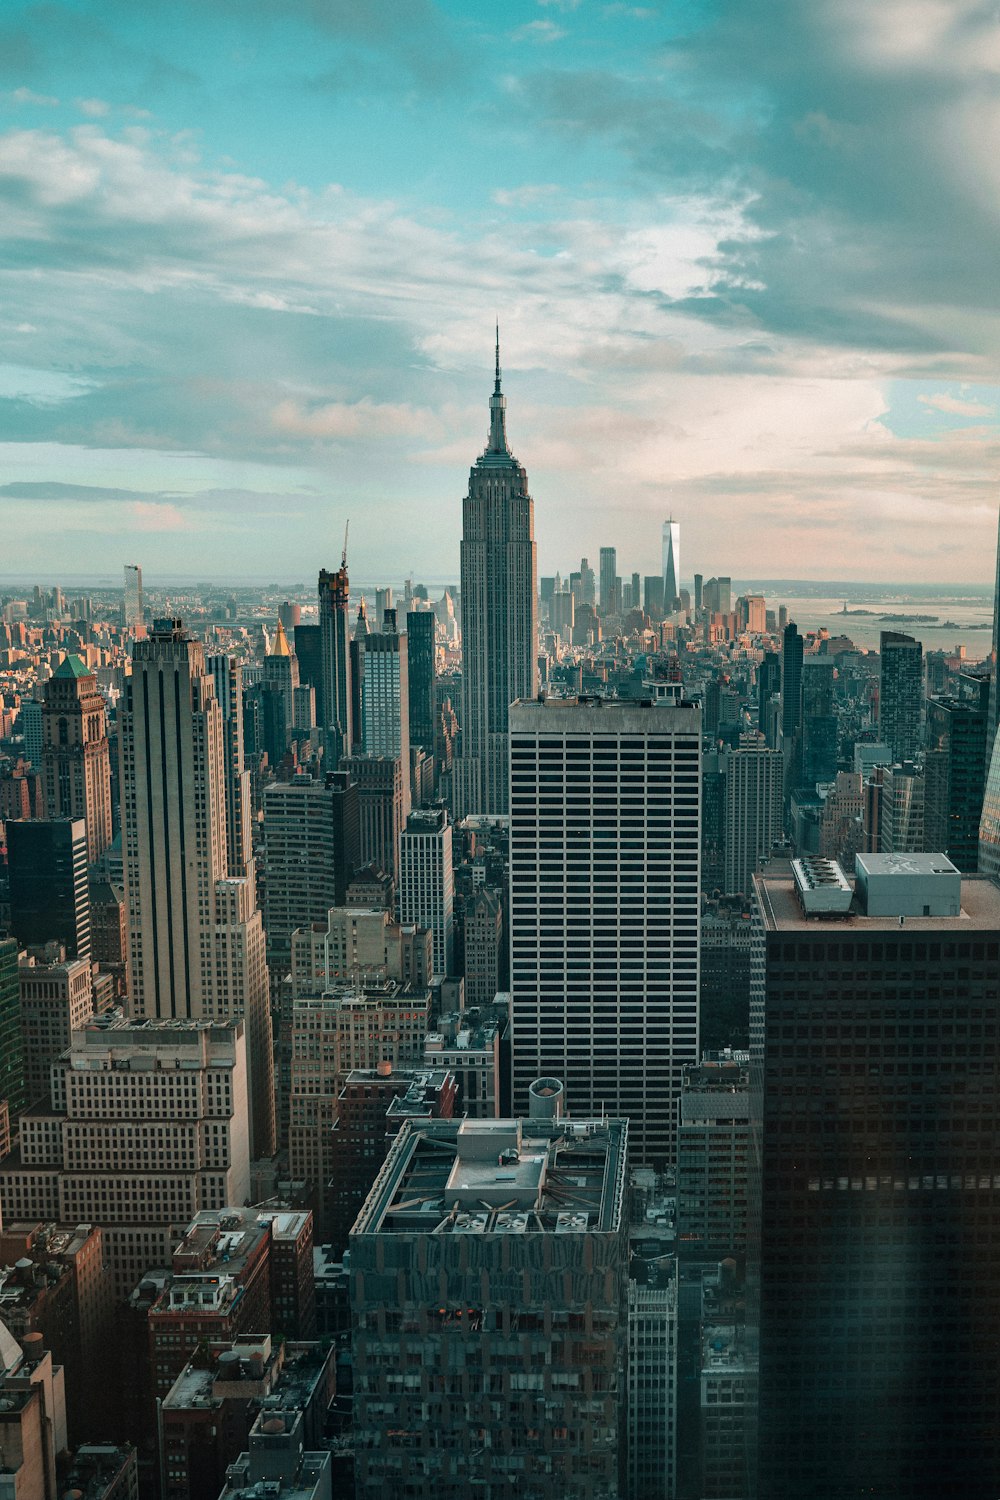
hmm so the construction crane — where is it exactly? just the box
[342,518,350,570]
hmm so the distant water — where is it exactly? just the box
[773,595,993,654]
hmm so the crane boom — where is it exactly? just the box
[342,519,350,570]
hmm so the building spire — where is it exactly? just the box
[271,618,291,657]
[488,323,509,455]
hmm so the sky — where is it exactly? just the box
[2,0,1000,585]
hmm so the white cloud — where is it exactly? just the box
[918,391,995,417]
[7,88,60,108]
[75,98,111,118]
[271,398,438,440]
[0,121,998,582]
[512,20,567,43]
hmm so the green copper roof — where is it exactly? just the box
[52,654,90,679]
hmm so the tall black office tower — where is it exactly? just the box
[799,658,838,786]
[879,630,923,764]
[757,652,780,736]
[751,855,1000,1499]
[780,623,803,740]
[7,817,91,959]
[406,610,436,755]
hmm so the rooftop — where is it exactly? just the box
[51,653,90,680]
[510,696,700,732]
[755,863,1000,932]
[352,1115,628,1238]
[59,1444,136,1500]
[855,852,960,879]
[163,1337,329,1416]
[701,1323,753,1378]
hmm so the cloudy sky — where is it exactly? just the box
[2,0,1000,584]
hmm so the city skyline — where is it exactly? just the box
[2,2,1000,582]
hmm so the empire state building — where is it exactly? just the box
[456,333,538,816]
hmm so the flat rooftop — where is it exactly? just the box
[856,852,960,878]
[510,696,700,734]
[754,867,1000,933]
[353,1116,628,1237]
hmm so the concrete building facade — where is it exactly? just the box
[509,697,701,1164]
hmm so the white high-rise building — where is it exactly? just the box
[509,697,701,1165]
[662,518,680,612]
[456,333,538,817]
[398,807,454,976]
[123,562,145,638]
[121,619,275,1158]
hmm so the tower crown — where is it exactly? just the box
[486,323,510,458]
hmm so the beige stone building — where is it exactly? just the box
[121,619,274,1157]
[42,654,113,866]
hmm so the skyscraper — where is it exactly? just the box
[262,772,360,990]
[398,807,454,976]
[509,696,701,1165]
[318,557,353,765]
[757,651,781,738]
[878,630,923,764]
[780,622,803,739]
[41,654,113,866]
[339,752,408,881]
[455,333,538,817]
[662,517,680,611]
[722,735,784,896]
[7,818,91,960]
[406,609,436,756]
[750,855,1000,1499]
[986,504,1000,771]
[207,653,252,878]
[122,563,144,638]
[121,619,274,1158]
[361,609,409,770]
[261,618,300,769]
[924,680,989,872]
[599,546,618,614]
[0,937,26,1120]
[799,657,838,787]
